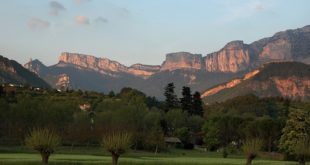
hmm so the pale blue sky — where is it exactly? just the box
[0,0,309,66]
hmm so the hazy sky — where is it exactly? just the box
[0,0,309,66]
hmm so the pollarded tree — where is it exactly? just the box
[293,137,310,165]
[101,131,132,165]
[242,138,263,165]
[279,108,310,157]
[25,128,61,164]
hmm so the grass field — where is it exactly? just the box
[0,146,306,165]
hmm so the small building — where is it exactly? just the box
[79,103,91,111]
[164,137,181,147]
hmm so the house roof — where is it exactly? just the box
[164,137,181,143]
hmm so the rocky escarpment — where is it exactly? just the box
[59,52,128,73]
[251,25,310,64]
[0,56,16,74]
[202,62,310,103]
[204,41,252,73]
[160,52,204,71]
[55,74,71,91]
[24,59,48,76]
[57,52,161,78]
[0,55,50,88]
[128,64,161,78]
[201,69,259,98]
[22,25,310,99]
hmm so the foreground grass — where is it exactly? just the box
[0,153,302,165]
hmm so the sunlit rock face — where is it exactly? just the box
[204,41,251,73]
[59,52,128,73]
[0,57,16,74]
[128,64,161,78]
[21,25,310,99]
[272,77,310,99]
[252,25,310,64]
[24,59,47,76]
[202,62,310,103]
[160,52,204,71]
[201,69,260,98]
[56,73,71,90]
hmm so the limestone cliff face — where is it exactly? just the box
[202,62,310,103]
[0,57,16,74]
[58,52,161,78]
[128,64,160,78]
[59,52,128,73]
[253,25,310,64]
[248,77,310,99]
[204,41,252,73]
[0,55,50,88]
[201,69,259,98]
[160,52,204,71]
[24,59,47,76]
[55,74,71,91]
[272,77,310,99]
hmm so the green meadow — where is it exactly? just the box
[0,147,302,165]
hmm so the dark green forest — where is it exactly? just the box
[0,83,309,161]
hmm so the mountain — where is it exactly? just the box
[201,62,310,104]
[0,55,50,88]
[24,25,310,98]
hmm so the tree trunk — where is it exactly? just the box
[246,154,255,165]
[111,152,119,165]
[155,145,158,155]
[268,137,272,152]
[40,152,50,164]
[298,155,305,165]
[245,157,252,165]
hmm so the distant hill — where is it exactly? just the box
[23,25,310,98]
[201,62,310,104]
[0,55,50,88]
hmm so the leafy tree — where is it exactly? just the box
[192,91,203,116]
[242,138,263,165]
[164,83,179,112]
[203,115,247,157]
[180,86,192,114]
[165,109,188,134]
[279,108,310,156]
[25,128,61,164]
[244,118,283,152]
[143,126,165,154]
[101,131,132,165]
[293,137,310,165]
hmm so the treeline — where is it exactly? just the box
[0,84,204,152]
[0,83,310,163]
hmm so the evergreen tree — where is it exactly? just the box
[108,91,115,97]
[0,85,3,96]
[164,83,178,112]
[180,86,192,114]
[279,108,310,159]
[192,91,204,116]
